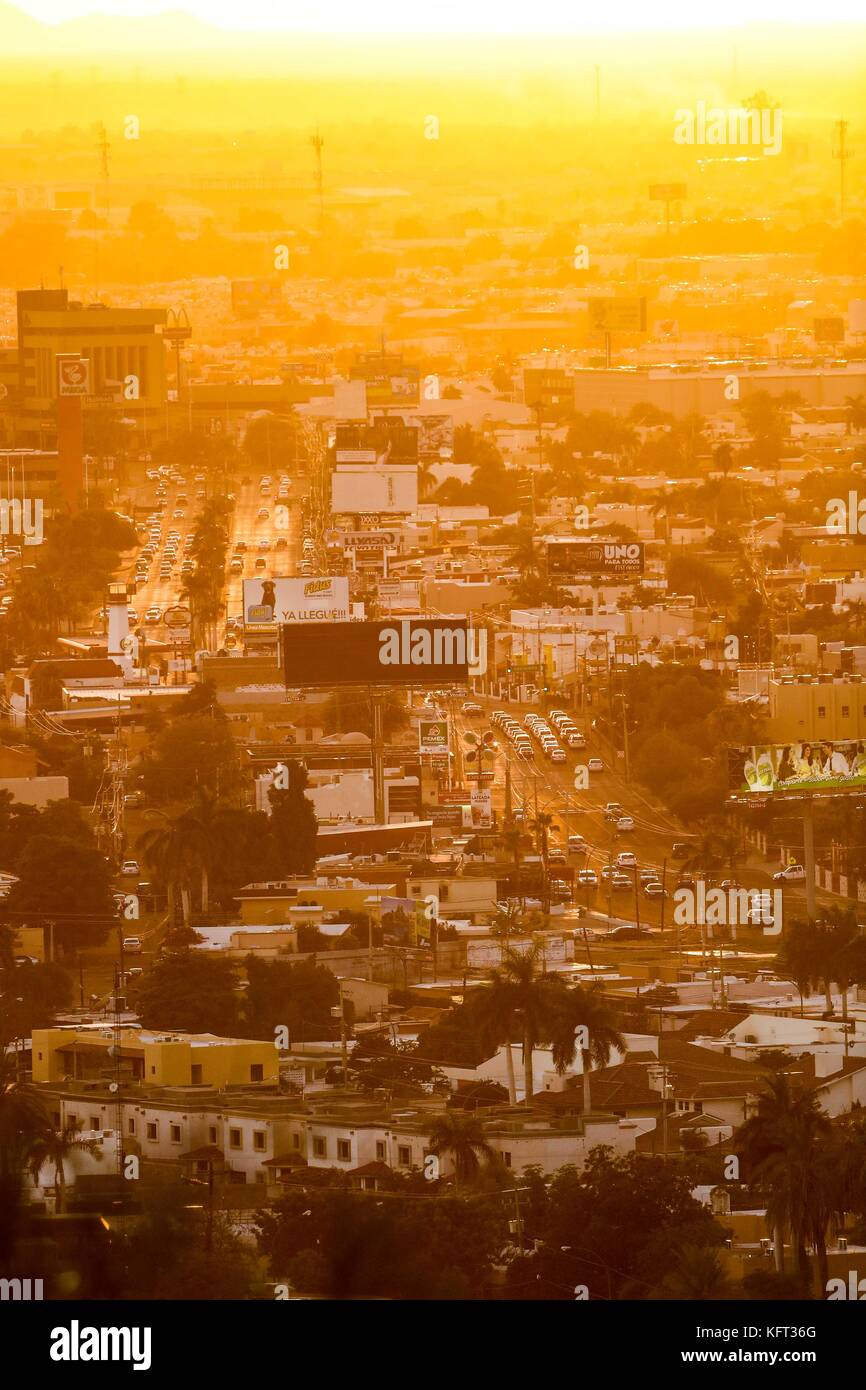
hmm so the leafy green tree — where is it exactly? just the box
[4,835,114,955]
[141,714,239,804]
[268,764,318,875]
[134,953,240,1034]
[242,956,338,1041]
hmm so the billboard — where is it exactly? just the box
[231,279,285,319]
[281,618,481,687]
[649,182,687,201]
[244,576,350,628]
[378,578,421,610]
[813,316,845,344]
[417,415,455,459]
[331,467,418,516]
[419,719,449,755]
[728,742,866,798]
[547,539,645,577]
[588,298,647,333]
[464,788,492,829]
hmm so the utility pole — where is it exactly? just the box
[832,118,852,219]
[310,128,325,232]
[371,689,385,824]
[803,796,817,920]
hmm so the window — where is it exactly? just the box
[128,1118,136,1136]
[68,1114,77,1128]
[313,1136,326,1158]
[818,705,826,718]
[337,1139,351,1161]
[398,1145,411,1166]
[843,705,850,718]
[52,1112,60,1126]
[208,1126,217,1144]
[191,1065,203,1085]
[292,1132,301,1149]
[89,1116,99,1130]
[376,1141,386,1161]
[170,1124,181,1144]
[229,1128,242,1149]
[250,1064,264,1083]
[503,1151,512,1168]
[253,1131,266,1152]
[146,1122,157,1141]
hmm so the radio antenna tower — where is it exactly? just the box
[310,128,325,232]
[832,119,852,219]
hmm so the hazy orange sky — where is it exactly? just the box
[11,0,866,31]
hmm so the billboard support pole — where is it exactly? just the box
[803,796,816,920]
[372,689,386,823]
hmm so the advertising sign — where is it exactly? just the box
[377,578,421,610]
[419,719,449,755]
[728,742,866,798]
[464,788,492,829]
[244,576,350,628]
[230,279,285,319]
[547,539,645,577]
[56,355,91,397]
[813,316,845,344]
[417,415,455,459]
[281,618,481,687]
[588,297,647,333]
[649,182,687,201]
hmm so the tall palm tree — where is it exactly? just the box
[428,1112,496,1190]
[494,947,564,1105]
[28,1122,101,1213]
[0,1059,55,1258]
[844,394,866,435]
[549,986,625,1113]
[138,811,203,926]
[734,1072,838,1289]
[499,825,527,905]
[474,973,520,1105]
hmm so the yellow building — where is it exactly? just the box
[767,674,866,742]
[31,1028,278,1088]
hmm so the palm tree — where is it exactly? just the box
[0,1059,56,1257]
[844,394,866,435]
[493,947,564,1105]
[428,1112,496,1189]
[734,1072,838,1289]
[549,986,625,1113]
[499,825,527,905]
[138,811,202,926]
[474,973,520,1105]
[650,1244,734,1300]
[28,1121,101,1213]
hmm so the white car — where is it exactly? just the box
[616,816,635,832]
[120,860,140,877]
[773,864,806,882]
[577,869,598,887]
[588,757,604,772]
[616,851,637,868]
[122,937,142,954]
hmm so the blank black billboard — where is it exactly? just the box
[281,619,475,687]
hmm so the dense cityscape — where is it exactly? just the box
[1,0,866,1349]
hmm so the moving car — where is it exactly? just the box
[773,863,806,882]
[122,936,142,954]
[616,816,635,832]
[587,757,604,773]
[120,859,140,877]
